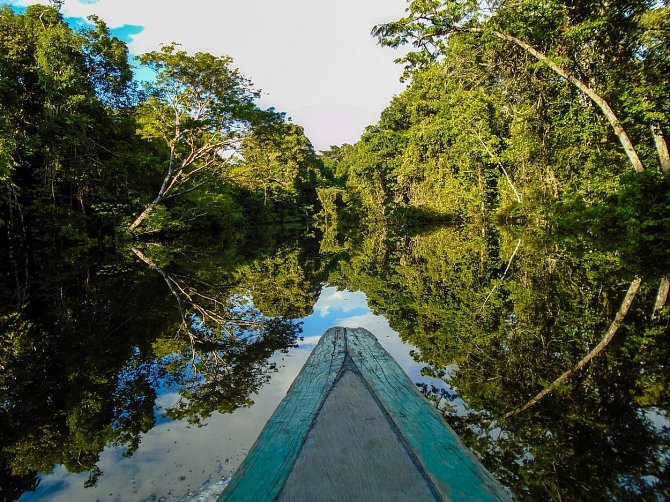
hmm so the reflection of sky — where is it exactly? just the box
[19,286,450,502]
[299,287,449,388]
[311,288,368,317]
[298,287,369,346]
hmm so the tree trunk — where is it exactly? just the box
[652,124,670,172]
[458,28,645,173]
[129,196,161,231]
[503,277,642,418]
[652,276,669,319]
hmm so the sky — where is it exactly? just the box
[7,0,409,150]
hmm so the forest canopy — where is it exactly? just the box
[0,4,324,244]
[323,0,670,226]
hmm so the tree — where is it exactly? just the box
[0,5,143,241]
[129,44,281,231]
[234,122,322,210]
[373,0,670,174]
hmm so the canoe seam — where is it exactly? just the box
[343,343,445,502]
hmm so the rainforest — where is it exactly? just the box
[1,0,669,500]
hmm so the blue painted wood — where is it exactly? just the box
[220,327,346,501]
[220,327,512,501]
[346,328,512,501]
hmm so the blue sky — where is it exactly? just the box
[7,0,408,150]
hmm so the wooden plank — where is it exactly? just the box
[278,369,438,501]
[346,327,512,501]
[220,327,347,501]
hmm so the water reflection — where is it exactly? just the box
[331,222,670,500]
[2,230,315,501]
[13,280,432,502]
[2,218,669,500]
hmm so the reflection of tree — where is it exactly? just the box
[0,457,38,502]
[132,247,265,334]
[334,219,670,500]
[160,317,300,425]
[0,256,167,497]
[232,245,325,319]
[0,230,319,499]
[130,245,304,424]
[504,277,642,418]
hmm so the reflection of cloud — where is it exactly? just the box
[25,351,312,502]
[154,391,180,410]
[313,287,368,317]
[21,472,70,501]
[645,408,670,431]
[298,335,322,348]
[335,313,387,331]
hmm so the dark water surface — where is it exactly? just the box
[1,222,669,500]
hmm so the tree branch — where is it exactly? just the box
[162,179,213,200]
[652,276,669,319]
[480,238,522,312]
[475,131,522,203]
[503,277,642,418]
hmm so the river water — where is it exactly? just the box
[19,287,446,502]
[2,222,669,500]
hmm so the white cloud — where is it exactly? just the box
[154,390,180,410]
[312,286,368,317]
[10,0,408,149]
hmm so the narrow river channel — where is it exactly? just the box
[4,222,669,501]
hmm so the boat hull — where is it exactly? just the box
[220,327,512,501]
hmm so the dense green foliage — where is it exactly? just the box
[0,5,324,244]
[232,122,327,220]
[0,5,144,240]
[326,0,670,223]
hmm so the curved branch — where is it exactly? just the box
[438,26,646,173]
[475,132,522,203]
[503,277,642,418]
